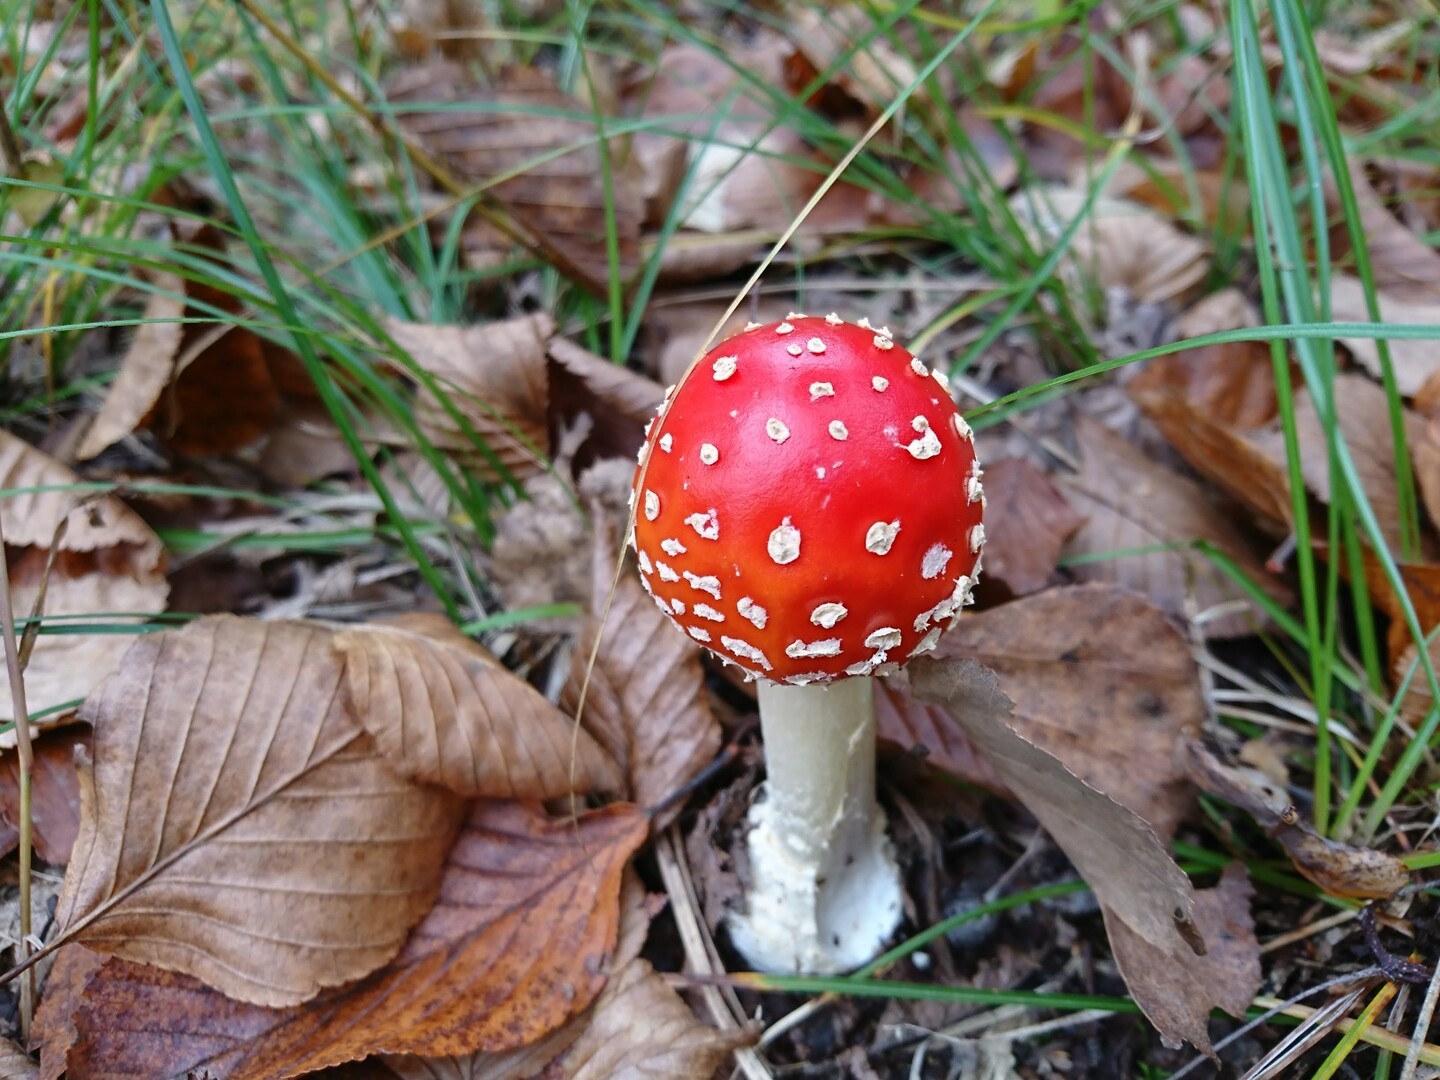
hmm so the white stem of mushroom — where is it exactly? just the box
[728,677,904,974]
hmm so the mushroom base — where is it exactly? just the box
[728,678,903,974]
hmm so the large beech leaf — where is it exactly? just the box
[36,801,648,1079]
[562,532,719,823]
[336,614,621,798]
[52,616,464,1007]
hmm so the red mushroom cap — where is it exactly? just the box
[631,314,985,685]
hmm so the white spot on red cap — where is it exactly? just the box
[857,317,873,329]
[872,376,889,391]
[643,490,659,520]
[713,355,737,381]
[922,543,953,580]
[787,343,803,356]
[660,538,687,557]
[656,561,680,583]
[693,603,724,623]
[967,476,985,504]
[685,509,719,540]
[786,638,842,659]
[745,321,762,331]
[658,433,673,453]
[700,443,719,465]
[810,602,848,628]
[828,420,848,440]
[809,382,835,400]
[766,418,790,444]
[824,312,844,325]
[807,337,826,354]
[683,571,722,599]
[952,414,973,440]
[866,520,900,555]
[638,550,653,574]
[873,336,893,351]
[723,636,772,671]
[970,523,986,553]
[776,321,794,335]
[905,427,942,460]
[687,626,712,643]
[738,597,768,629]
[864,627,902,651]
[768,518,801,564]
[845,659,876,676]
[910,357,928,377]
[816,466,826,479]
[671,598,685,614]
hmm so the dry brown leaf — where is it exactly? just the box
[1127,340,1294,526]
[1185,740,1409,898]
[1253,373,1430,555]
[75,273,185,459]
[393,314,553,483]
[32,943,103,1080]
[1106,158,1249,231]
[874,677,1009,795]
[1326,164,1440,305]
[786,6,922,120]
[1106,863,1261,1056]
[561,959,756,1079]
[562,528,720,824]
[0,725,85,865]
[0,1040,36,1080]
[907,656,1198,957]
[38,801,649,1078]
[53,615,465,1007]
[974,458,1085,600]
[1328,274,1440,395]
[1172,287,1262,341]
[645,299,794,387]
[0,431,169,721]
[1060,417,1289,636]
[335,613,621,799]
[547,336,665,470]
[1009,187,1209,306]
[390,63,643,294]
[938,583,1203,841]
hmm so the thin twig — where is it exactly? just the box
[0,514,37,1039]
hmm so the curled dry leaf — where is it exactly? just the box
[53,615,465,1007]
[391,313,554,483]
[389,63,643,295]
[335,613,620,799]
[874,677,1009,796]
[547,336,665,470]
[1060,416,1290,637]
[1009,186,1209,306]
[37,801,648,1078]
[0,1037,36,1080]
[907,656,1197,956]
[938,583,1203,841]
[1185,740,1409,899]
[561,526,720,825]
[560,959,757,1079]
[0,430,168,722]
[0,725,86,865]
[973,458,1086,600]
[1106,863,1261,1057]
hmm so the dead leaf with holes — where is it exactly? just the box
[0,430,169,725]
[36,801,648,1078]
[392,313,554,483]
[562,526,720,826]
[389,62,644,295]
[1059,416,1289,636]
[335,613,621,799]
[53,615,465,1007]
[1009,186,1210,307]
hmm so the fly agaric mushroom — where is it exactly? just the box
[630,313,985,974]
